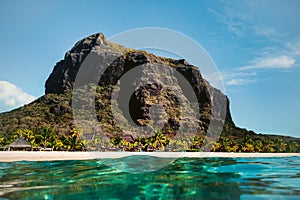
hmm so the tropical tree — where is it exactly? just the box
[36,127,55,148]
[212,141,221,152]
[0,132,12,146]
[240,135,255,152]
[20,129,36,146]
[287,141,299,152]
[226,140,239,152]
[53,137,64,150]
[219,137,229,152]
[65,128,85,151]
[254,140,264,152]
[263,139,276,153]
[274,138,287,153]
[151,131,169,150]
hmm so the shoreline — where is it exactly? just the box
[0,151,300,162]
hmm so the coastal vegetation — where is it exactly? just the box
[1,127,299,152]
[0,128,84,151]
[109,131,299,153]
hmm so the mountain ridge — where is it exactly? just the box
[0,33,299,152]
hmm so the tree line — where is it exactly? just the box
[0,128,84,151]
[0,128,299,152]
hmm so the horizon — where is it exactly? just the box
[0,0,299,137]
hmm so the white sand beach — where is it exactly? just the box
[0,151,300,162]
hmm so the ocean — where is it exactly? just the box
[1,156,300,199]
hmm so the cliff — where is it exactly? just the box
[0,33,299,152]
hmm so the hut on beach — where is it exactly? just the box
[8,137,32,151]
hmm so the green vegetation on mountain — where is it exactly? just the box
[0,33,299,152]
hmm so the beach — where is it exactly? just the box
[0,151,300,162]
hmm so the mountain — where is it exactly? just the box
[0,33,299,152]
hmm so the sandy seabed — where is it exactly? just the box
[0,151,300,162]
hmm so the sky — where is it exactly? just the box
[0,0,299,137]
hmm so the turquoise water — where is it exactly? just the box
[0,157,300,199]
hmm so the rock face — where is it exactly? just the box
[0,33,235,141]
[44,33,235,138]
[45,33,108,94]
[2,32,300,152]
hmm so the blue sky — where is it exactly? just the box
[0,0,299,137]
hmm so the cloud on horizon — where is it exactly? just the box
[0,80,36,111]
[239,55,296,70]
[205,71,257,86]
[222,71,257,86]
[226,78,257,86]
[207,3,299,87]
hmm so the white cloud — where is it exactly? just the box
[221,71,257,86]
[0,81,36,111]
[209,5,280,39]
[205,71,257,86]
[239,55,295,70]
[287,38,300,57]
[253,26,277,37]
[226,78,257,86]
[208,7,249,37]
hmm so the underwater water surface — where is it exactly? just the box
[0,156,300,199]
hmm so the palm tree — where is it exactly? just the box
[110,135,123,146]
[0,132,13,146]
[12,129,37,147]
[226,140,239,152]
[274,138,287,153]
[152,131,168,151]
[36,127,55,148]
[263,139,275,153]
[67,128,85,151]
[254,140,263,152]
[21,129,36,147]
[212,141,221,152]
[191,135,203,149]
[288,141,299,152]
[240,135,255,152]
[220,137,229,152]
[53,137,64,150]
[245,143,255,152]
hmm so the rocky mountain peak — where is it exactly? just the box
[70,33,107,53]
[45,33,110,94]
[44,33,235,138]
[2,32,299,152]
